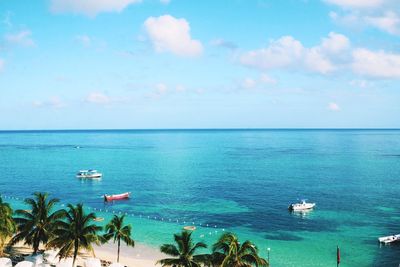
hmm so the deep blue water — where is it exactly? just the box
[0,129,400,266]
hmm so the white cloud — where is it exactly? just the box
[242,78,256,89]
[156,83,168,94]
[350,79,373,88]
[240,32,350,74]
[33,97,66,109]
[240,31,400,79]
[260,73,277,84]
[304,47,336,73]
[86,92,111,104]
[325,0,384,8]
[160,0,170,4]
[144,15,203,57]
[328,102,340,111]
[5,30,35,47]
[75,35,91,47]
[175,84,186,92]
[50,0,142,17]
[326,0,400,35]
[0,59,4,71]
[240,36,303,70]
[352,48,400,78]
[365,11,400,35]
[321,32,351,53]
[239,74,277,90]
[147,83,169,99]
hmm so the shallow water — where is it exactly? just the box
[1,129,400,266]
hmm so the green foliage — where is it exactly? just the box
[10,192,63,254]
[0,197,16,256]
[158,230,209,267]
[212,232,268,267]
[103,215,135,262]
[47,203,102,267]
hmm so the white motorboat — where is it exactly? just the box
[289,200,316,211]
[76,170,102,179]
[378,234,400,244]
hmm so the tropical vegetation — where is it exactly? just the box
[47,203,103,267]
[10,192,63,254]
[103,214,135,262]
[0,197,16,256]
[157,230,209,267]
[2,192,268,267]
[211,232,268,267]
[158,231,269,267]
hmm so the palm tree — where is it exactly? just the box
[47,203,102,267]
[0,197,16,256]
[157,230,209,267]
[212,232,268,267]
[103,215,135,263]
[11,192,62,254]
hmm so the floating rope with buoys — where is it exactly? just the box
[0,194,227,239]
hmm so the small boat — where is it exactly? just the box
[378,234,400,244]
[104,192,130,202]
[183,226,196,231]
[93,217,104,222]
[76,170,102,179]
[289,200,316,211]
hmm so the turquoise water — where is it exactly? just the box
[0,129,400,266]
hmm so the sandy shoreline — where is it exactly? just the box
[9,241,164,267]
[93,242,164,267]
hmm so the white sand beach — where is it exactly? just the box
[94,242,164,267]
[9,241,163,267]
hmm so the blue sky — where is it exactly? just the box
[0,0,399,129]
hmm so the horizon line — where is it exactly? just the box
[0,127,400,132]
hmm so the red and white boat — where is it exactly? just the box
[104,192,130,202]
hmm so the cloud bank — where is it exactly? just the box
[326,0,400,35]
[240,32,350,74]
[240,31,400,79]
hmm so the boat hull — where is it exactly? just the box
[76,174,102,179]
[289,203,316,211]
[379,234,400,244]
[104,192,130,202]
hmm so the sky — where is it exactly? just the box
[0,0,400,129]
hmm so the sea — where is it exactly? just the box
[0,129,399,267]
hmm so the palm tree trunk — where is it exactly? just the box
[117,239,120,262]
[0,238,4,257]
[33,233,39,254]
[73,240,79,267]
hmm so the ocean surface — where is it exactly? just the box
[0,129,400,267]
